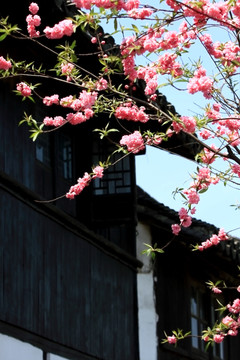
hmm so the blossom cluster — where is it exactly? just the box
[187,66,214,99]
[44,19,74,39]
[95,77,108,91]
[183,188,200,205]
[172,116,196,134]
[167,0,235,28]
[197,228,229,251]
[200,145,219,165]
[43,94,59,106]
[227,299,240,315]
[26,3,74,39]
[43,116,66,127]
[221,315,240,337]
[137,66,158,95]
[203,311,240,343]
[167,286,240,345]
[71,0,139,10]
[71,0,152,19]
[158,52,183,78]
[115,103,149,123]
[120,26,191,95]
[66,166,104,199]
[120,130,145,154]
[42,90,98,126]
[26,2,41,37]
[210,292,240,340]
[171,207,192,236]
[66,172,91,199]
[127,7,153,19]
[191,167,219,191]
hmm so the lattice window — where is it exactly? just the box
[92,140,132,195]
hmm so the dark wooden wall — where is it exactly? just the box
[0,186,139,360]
[0,84,36,190]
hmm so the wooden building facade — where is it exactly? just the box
[0,1,141,359]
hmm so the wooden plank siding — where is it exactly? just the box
[0,183,139,360]
[0,82,37,191]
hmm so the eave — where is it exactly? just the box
[137,186,240,267]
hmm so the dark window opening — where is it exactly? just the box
[58,134,72,181]
[190,285,225,359]
[211,298,224,360]
[191,286,208,352]
[35,135,51,166]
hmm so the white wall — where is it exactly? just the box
[0,334,70,360]
[136,222,158,360]
[0,333,42,360]
[48,354,69,360]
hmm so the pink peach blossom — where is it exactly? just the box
[66,172,91,199]
[212,287,222,294]
[213,334,224,343]
[0,56,12,70]
[171,224,181,235]
[29,2,39,15]
[44,20,74,39]
[167,335,177,344]
[120,131,145,154]
[43,94,59,106]
[16,82,32,97]
[92,166,104,179]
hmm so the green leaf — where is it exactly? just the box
[132,24,139,34]
[0,33,7,41]
[114,17,118,31]
[199,188,208,194]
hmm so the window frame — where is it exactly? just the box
[189,281,226,360]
